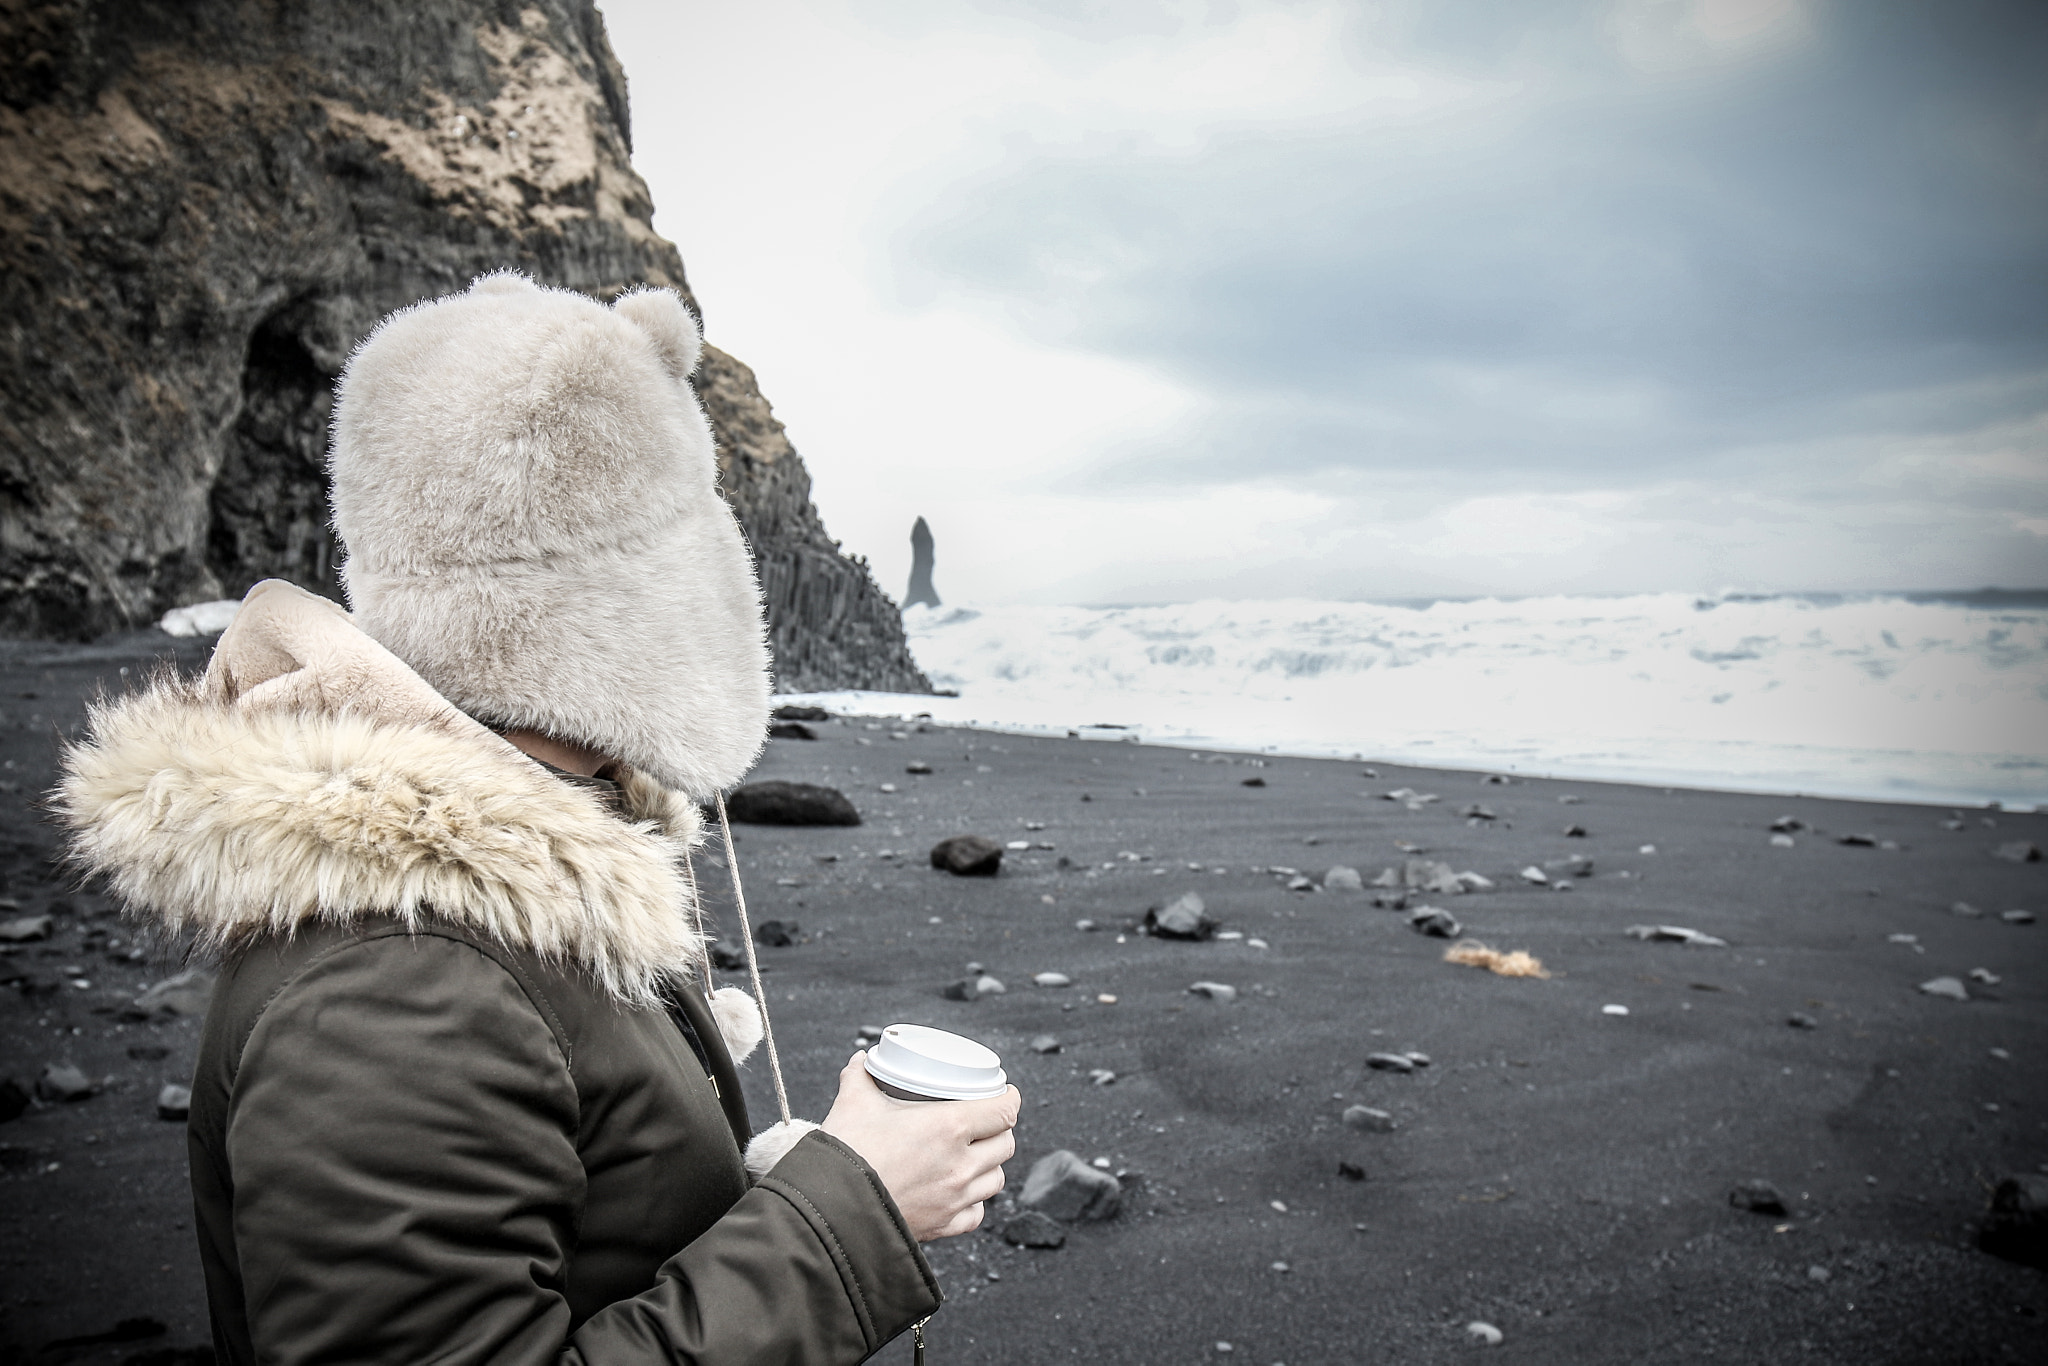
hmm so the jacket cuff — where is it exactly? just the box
[756,1129,942,1350]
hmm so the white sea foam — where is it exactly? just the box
[782,592,2048,808]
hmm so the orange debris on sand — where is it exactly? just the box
[1444,940,1551,979]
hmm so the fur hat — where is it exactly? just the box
[328,273,769,799]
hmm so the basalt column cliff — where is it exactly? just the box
[0,0,927,694]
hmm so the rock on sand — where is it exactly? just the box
[1918,976,1970,1001]
[725,781,861,826]
[1729,1179,1787,1215]
[1019,1149,1122,1222]
[1146,893,1217,940]
[930,835,1003,876]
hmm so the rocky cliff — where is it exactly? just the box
[0,0,926,693]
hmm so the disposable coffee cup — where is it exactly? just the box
[863,1023,1007,1102]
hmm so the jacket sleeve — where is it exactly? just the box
[226,934,939,1365]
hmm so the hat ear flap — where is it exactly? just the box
[613,287,702,380]
[470,270,538,297]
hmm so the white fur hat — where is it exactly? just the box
[328,272,769,798]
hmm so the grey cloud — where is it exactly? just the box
[892,0,2048,481]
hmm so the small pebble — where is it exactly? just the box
[1807,1264,1831,1283]
[1366,1052,1415,1073]
[1033,972,1072,988]
[1639,844,1657,855]
[1343,1105,1395,1132]
[35,1063,94,1103]
[1990,1046,2009,1060]
[1729,1178,1788,1215]
[1029,1035,1062,1054]
[1075,919,1097,932]
[1602,1004,1629,1016]
[1787,1012,1818,1030]
[2002,909,2036,925]
[1270,1260,1289,1272]
[1269,1200,1287,1213]
[1466,1321,1503,1346]
[1096,993,1118,1004]
[1088,1069,1117,1086]
[1770,833,1796,847]
[1968,967,2000,986]
[1918,976,1969,1001]
[1188,981,1238,1002]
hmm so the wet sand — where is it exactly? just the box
[3,636,2044,1364]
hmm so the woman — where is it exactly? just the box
[61,274,1016,1364]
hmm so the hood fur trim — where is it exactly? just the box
[58,581,708,1007]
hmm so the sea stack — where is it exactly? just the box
[905,516,941,609]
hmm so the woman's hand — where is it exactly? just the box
[819,1052,1020,1241]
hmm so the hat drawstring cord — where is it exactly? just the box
[714,792,793,1126]
[678,849,717,988]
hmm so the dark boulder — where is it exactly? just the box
[768,720,817,740]
[773,705,832,722]
[726,781,861,826]
[930,835,1003,877]
[754,920,798,948]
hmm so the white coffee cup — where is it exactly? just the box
[864,1023,1007,1101]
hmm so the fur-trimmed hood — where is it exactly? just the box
[57,580,713,1009]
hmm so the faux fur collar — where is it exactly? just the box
[57,581,708,1007]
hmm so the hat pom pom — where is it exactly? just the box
[709,985,764,1064]
[743,1118,821,1181]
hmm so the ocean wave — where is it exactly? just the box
[782,592,2048,808]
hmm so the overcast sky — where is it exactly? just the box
[602,0,2047,606]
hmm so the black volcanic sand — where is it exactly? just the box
[3,640,2045,1365]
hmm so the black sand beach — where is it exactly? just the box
[2,634,2043,1364]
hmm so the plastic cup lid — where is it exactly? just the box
[864,1023,1007,1100]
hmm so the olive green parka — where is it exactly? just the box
[59,584,940,1364]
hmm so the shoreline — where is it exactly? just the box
[775,689,2046,813]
